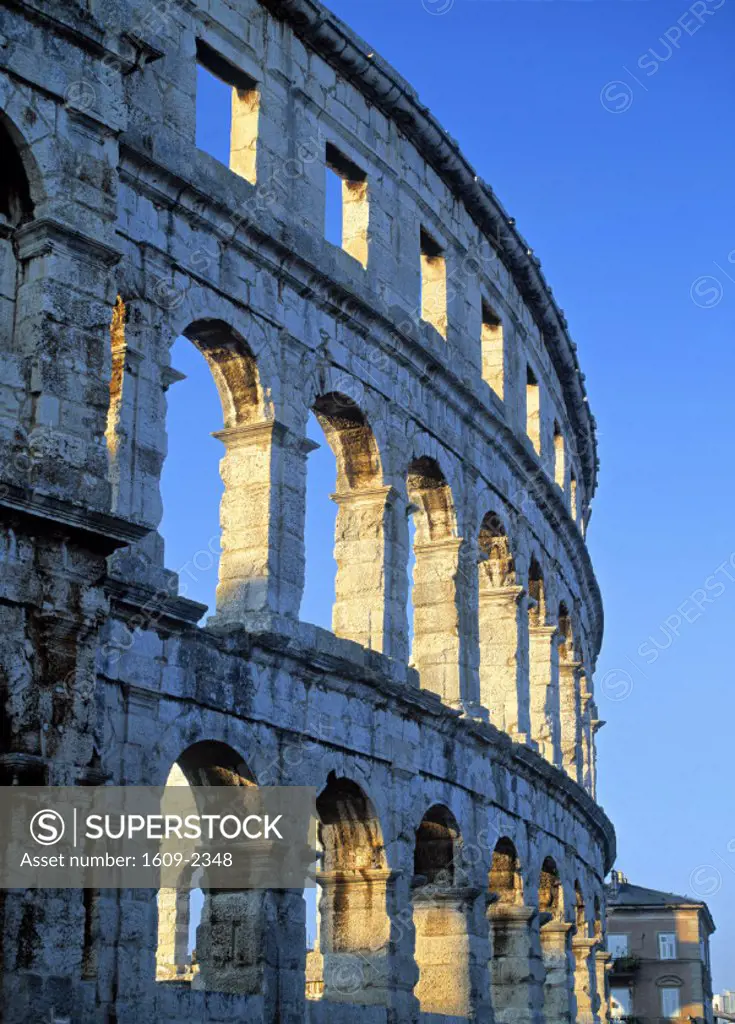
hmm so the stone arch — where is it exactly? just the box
[477,509,524,735]
[538,856,564,922]
[312,391,382,491]
[573,880,587,933]
[527,555,561,766]
[304,391,399,652]
[413,803,461,886]
[312,772,391,1005]
[412,804,471,1017]
[0,113,36,475]
[490,837,524,906]
[407,455,462,702]
[183,319,264,428]
[155,742,259,994]
[0,108,43,213]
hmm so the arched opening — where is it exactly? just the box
[302,393,392,652]
[310,773,390,1006]
[477,511,522,734]
[490,838,524,907]
[538,857,563,922]
[155,744,257,989]
[158,323,270,621]
[407,457,461,702]
[412,805,469,1017]
[488,838,532,1022]
[0,118,34,462]
[558,603,582,780]
[414,804,458,887]
[528,558,560,765]
[538,857,573,1024]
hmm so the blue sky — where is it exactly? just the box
[160,0,735,989]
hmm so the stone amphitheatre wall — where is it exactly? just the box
[0,0,613,1020]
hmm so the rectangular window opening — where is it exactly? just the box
[570,469,578,522]
[661,987,681,1019]
[526,365,541,454]
[659,932,677,960]
[608,934,629,959]
[553,422,565,488]
[482,300,504,399]
[420,227,447,339]
[325,143,369,268]
[196,41,259,184]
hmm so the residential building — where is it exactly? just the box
[606,870,715,1024]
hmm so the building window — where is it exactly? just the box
[661,986,681,1018]
[608,934,629,958]
[420,228,447,338]
[553,421,565,487]
[526,366,541,454]
[324,143,369,268]
[611,987,632,1019]
[196,40,260,183]
[481,301,504,399]
[659,933,677,960]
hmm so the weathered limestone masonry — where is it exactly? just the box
[0,0,614,1021]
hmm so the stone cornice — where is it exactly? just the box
[260,0,599,498]
[0,482,149,553]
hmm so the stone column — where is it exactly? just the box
[156,888,191,980]
[413,885,485,1018]
[213,420,315,624]
[318,869,392,1006]
[331,485,401,655]
[594,949,612,1024]
[488,904,544,1024]
[478,585,530,740]
[196,886,305,1023]
[539,921,574,1024]
[559,659,583,781]
[528,625,562,767]
[412,537,463,704]
[572,937,598,1024]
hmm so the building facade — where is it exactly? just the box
[606,872,715,1024]
[0,0,614,1021]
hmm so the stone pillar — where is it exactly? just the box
[478,585,531,740]
[559,659,582,781]
[594,949,612,1024]
[488,904,544,1024]
[528,625,562,767]
[413,886,482,1018]
[156,888,191,980]
[572,937,598,1024]
[331,485,402,655]
[412,537,462,704]
[318,869,392,1006]
[539,921,574,1024]
[196,886,305,1023]
[213,420,314,624]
